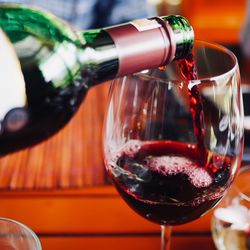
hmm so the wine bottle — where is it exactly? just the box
[0,4,194,155]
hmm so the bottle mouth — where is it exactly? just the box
[161,15,194,59]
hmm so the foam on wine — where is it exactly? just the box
[120,139,141,157]
[145,155,212,188]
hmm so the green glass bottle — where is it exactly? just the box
[0,4,194,155]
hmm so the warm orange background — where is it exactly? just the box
[0,0,248,249]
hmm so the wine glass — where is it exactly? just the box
[0,217,42,249]
[211,165,250,250]
[103,40,244,250]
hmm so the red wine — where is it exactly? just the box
[106,140,231,225]
[178,53,207,166]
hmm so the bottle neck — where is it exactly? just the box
[160,16,194,60]
[104,18,177,77]
[78,16,194,85]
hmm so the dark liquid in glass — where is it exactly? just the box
[108,140,230,225]
[106,54,232,225]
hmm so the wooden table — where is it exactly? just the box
[0,186,216,250]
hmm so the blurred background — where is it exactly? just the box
[152,0,246,44]
[0,0,249,249]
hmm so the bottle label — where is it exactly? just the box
[130,19,161,32]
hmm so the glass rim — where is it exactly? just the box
[0,217,42,249]
[235,166,250,203]
[133,39,239,85]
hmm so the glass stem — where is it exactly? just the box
[161,225,172,250]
